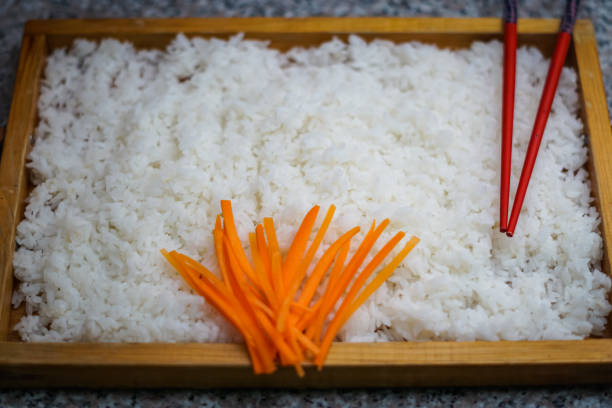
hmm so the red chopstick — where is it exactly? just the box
[500,0,518,233]
[505,0,581,237]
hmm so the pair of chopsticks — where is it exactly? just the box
[499,0,581,237]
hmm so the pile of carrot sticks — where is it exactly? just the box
[162,200,419,375]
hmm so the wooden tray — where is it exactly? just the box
[1,17,611,388]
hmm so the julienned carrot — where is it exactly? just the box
[298,198,338,286]
[163,252,273,373]
[296,242,349,332]
[307,220,387,342]
[222,229,267,304]
[221,235,277,372]
[347,236,420,322]
[311,232,408,368]
[173,252,231,296]
[300,205,336,274]
[162,201,419,376]
[277,225,359,332]
[276,206,322,331]
[325,241,351,297]
[276,206,338,331]
[213,214,234,289]
[256,309,299,363]
[220,200,261,288]
[296,227,360,336]
[255,224,273,284]
[250,232,278,310]
[296,227,360,310]
[213,228,232,293]
[279,228,353,336]
[270,250,284,298]
[161,251,255,350]
[315,236,421,368]
[287,324,306,378]
[161,250,196,290]
[250,294,276,320]
[286,317,304,363]
[327,231,406,335]
[263,217,280,255]
[293,326,320,355]
[290,302,312,314]
[282,205,320,291]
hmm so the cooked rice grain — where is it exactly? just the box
[12,35,611,342]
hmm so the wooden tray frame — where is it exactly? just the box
[1,17,611,388]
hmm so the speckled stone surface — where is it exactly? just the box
[1,0,612,406]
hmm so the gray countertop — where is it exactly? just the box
[1,0,611,406]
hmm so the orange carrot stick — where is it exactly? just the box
[162,251,256,350]
[222,230,267,303]
[249,232,278,310]
[220,244,278,369]
[161,250,199,291]
[296,298,322,332]
[277,225,358,332]
[280,205,335,333]
[255,310,299,364]
[270,250,284,298]
[346,236,420,322]
[185,242,262,306]
[173,252,232,297]
[290,302,312,314]
[314,220,390,333]
[324,240,351,298]
[213,215,232,290]
[297,227,360,309]
[255,224,276,306]
[303,205,336,267]
[282,205,320,290]
[286,318,303,362]
[315,236,420,368]
[250,293,276,321]
[247,344,263,374]
[305,231,405,362]
[286,321,305,377]
[274,206,334,332]
[330,231,405,328]
[222,235,277,372]
[255,224,272,276]
[263,217,280,255]
[298,241,350,333]
[220,200,261,288]
[294,364,305,378]
[306,221,379,341]
[293,326,320,356]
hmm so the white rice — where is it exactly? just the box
[12,34,611,342]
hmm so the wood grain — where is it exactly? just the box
[3,340,612,366]
[24,17,562,35]
[1,18,611,388]
[573,21,612,279]
[573,21,612,332]
[2,340,612,388]
[25,17,561,55]
[0,34,46,340]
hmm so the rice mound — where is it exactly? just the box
[12,34,611,342]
